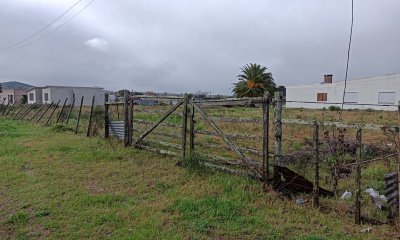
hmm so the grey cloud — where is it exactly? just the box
[0,0,399,94]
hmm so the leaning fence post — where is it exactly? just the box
[189,97,195,158]
[56,98,68,123]
[5,101,17,116]
[181,94,189,160]
[45,100,61,126]
[2,100,10,115]
[87,96,95,137]
[37,102,53,123]
[313,121,320,208]
[104,93,110,139]
[66,94,75,125]
[11,102,23,118]
[30,103,46,121]
[262,91,270,184]
[355,128,362,224]
[20,104,37,120]
[75,96,84,134]
[273,91,283,184]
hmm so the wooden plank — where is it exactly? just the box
[274,91,283,182]
[181,95,188,160]
[136,144,178,157]
[313,121,320,208]
[133,119,181,128]
[194,129,262,141]
[87,96,95,137]
[75,96,84,134]
[195,141,262,157]
[134,100,183,145]
[262,92,270,182]
[193,102,262,178]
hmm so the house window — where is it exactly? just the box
[344,92,358,103]
[317,93,327,102]
[378,92,395,104]
[29,93,34,101]
[8,95,13,104]
[44,93,49,101]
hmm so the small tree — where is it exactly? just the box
[232,63,276,98]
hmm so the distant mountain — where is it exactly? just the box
[0,81,33,90]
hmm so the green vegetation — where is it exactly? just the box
[232,63,276,98]
[0,118,398,239]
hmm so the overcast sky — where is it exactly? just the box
[0,0,399,94]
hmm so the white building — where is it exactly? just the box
[286,74,400,110]
[26,86,105,106]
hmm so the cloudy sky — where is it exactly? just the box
[0,0,399,94]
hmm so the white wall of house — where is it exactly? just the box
[286,74,400,110]
[27,88,43,105]
[41,87,105,106]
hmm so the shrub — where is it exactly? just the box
[328,106,341,111]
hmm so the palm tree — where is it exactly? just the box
[232,63,276,98]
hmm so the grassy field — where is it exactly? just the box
[0,118,399,239]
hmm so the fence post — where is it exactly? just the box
[104,93,110,139]
[129,95,134,146]
[11,102,23,118]
[37,102,53,123]
[87,96,95,137]
[313,121,320,208]
[2,100,10,115]
[189,97,195,158]
[75,96,84,134]
[56,98,68,123]
[181,94,189,160]
[30,103,46,121]
[124,92,130,146]
[45,100,61,126]
[355,128,362,224]
[66,94,75,125]
[5,101,17,116]
[273,91,283,184]
[20,104,36,120]
[397,100,400,217]
[262,91,270,184]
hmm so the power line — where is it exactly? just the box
[0,0,84,52]
[339,0,354,120]
[0,0,96,54]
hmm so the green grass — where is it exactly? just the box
[0,118,398,239]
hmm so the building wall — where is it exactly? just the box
[27,89,43,105]
[41,87,105,106]
[0,89,14,105]
[286,74,400,110]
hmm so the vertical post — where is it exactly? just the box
[273,91,283,183]
[30,103,47,121]
[129,96,134,145]
[189,97,195,158]
[87,96,95,137]
[37,102,54,123]
[355,128,362,224]
[397,101,400,217]
[56,98,68,123]
[104,93,110,139]
[262,91,270,183]
[181,94,189,160]
[66,94,75,125]
[45,100,61,126]
[75,96,84,134]
[313,121,320,208]
[123,92,130,146]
